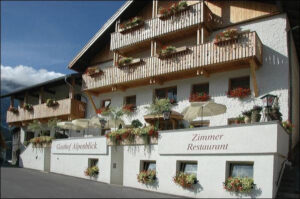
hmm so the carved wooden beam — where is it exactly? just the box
[249,59,259,97]
[85,91,97,114]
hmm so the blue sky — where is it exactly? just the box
[1,1,124,90]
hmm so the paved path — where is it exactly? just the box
[1,166,179,198]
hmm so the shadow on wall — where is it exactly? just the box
[126,144,155,157]
[257,45,289,95]
[227,186,262,198]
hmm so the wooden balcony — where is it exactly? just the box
[110,2,214,51]
[84,32,262,95]
[6,99,86,125]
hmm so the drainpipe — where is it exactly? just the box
[286,24,300,162]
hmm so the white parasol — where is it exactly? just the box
[182,101,227,122]
[72,119,91,129]
[57,121,84,131]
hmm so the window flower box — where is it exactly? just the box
[223,177,255,193]
[23,103,33,111]
[158,1,189,20]
[158,46,188,59]
[173,172,198,189]
[46,99,58,107]
[119,17,144,34]
[189,92,210,102]
[30,136,53,148]
[227,88,251,99]
[122,104,136,115]
[137,170,156,184]
[8,106,19,114]
[214,28,239,45]
[85,66,104,78]
[84,166,99,177]
[118,57,142,67]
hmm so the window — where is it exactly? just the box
[155,87,177,103]
[25,131,34,142]
[89,158,98,167]
[192,83,209,94]
[229,163,253,178]
[125,95,136,106]
[101,99,111,108]
[141,161,156,171]
[229,76,250,90]
[179,162,197,175]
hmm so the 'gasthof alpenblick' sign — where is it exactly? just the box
[158,124,279,155]
[51,137,107,155]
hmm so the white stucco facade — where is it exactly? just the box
[19,143,51,172]
[84,14,292,134]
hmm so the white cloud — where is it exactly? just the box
[1,65,64,92]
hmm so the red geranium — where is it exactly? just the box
[227,88,251,99]
[122,104,135,113]
[189,92,210,102]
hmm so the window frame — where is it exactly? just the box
[229,76,250,91]
[191,82,209,95]
[88,158,99,168]
[227,162,254,178]
[177,161,198,175]
[154,86,177,103]
[140,160,156,171]
[101,99,111,108]
[124,95,136,107]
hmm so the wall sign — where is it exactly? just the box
[52,137,107,155]
[158,123,288,156]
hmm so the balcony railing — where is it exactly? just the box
[84,31,262,91]
[110,2,214,50]
[6,99,86,124]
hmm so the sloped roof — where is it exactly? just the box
[68,1,133,72]
[0,73,81,98]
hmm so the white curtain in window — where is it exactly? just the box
[184,164,197,174]
[231,164,253,178]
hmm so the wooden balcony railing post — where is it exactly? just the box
[39,87,44,104]
[69,77,75,99]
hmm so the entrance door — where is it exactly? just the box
[110,146,124,185]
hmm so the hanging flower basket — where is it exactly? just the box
[189,92,210,102]
[227,88,251,99]
[158,1,189,20]
[8,106,19,114]
[30,136,53,148]
[96,107,111,116]
[23,103,33,111]
[214,28,239,45]
[119,17,144,33]
[46,99,58,107]
[85,67,104,77]
[223,177,255,193]
[105,125,158,145]
[173,172,198,189]
[137,170,156,184]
